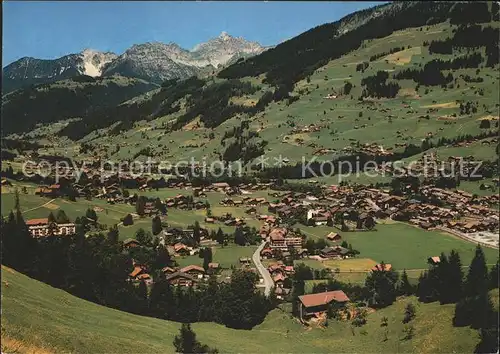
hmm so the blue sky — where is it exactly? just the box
[3,1,383,65]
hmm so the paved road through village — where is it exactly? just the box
[252,240,274,297]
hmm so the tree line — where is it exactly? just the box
[1,192,275,330]
[428,24,499,67]
[219,2,482,90]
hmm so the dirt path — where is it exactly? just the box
[21,199,56,214]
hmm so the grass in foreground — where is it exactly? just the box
[1,266,491,354]
[299,222,499,269]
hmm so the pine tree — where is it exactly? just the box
[55,209,70,223]
[193,221,201,245]
[416,271,433,302]
[48,212,56,223]
[397,269,415,296]
[153,245,172,270]
[365,267,399,308]
[85,208,98,222]
[135,196,146,216]
[203,248,213,271]
[215,228,225,245]
[152,216,162,235]
[135,228,152,246]
[173,323,218,353]
[47,212,58,235]
[234,226,245,246]
[137,280,149,314]
[149,273,174,319]
[403,303,416,324]
[291,279,305,316]
[464,245,488,297]
[488,259,499,290]
[446,250,463,303]
[107,224,119,244]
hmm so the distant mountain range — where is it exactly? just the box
[2,32,268,93]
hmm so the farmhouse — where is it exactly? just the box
[298,290,350,320]
[428,256,441,265]
[180,265,206,278]
[123,238,141,249]
[166,272,198,287]
[371,263,392,272]
[326,232,342,242]
[320,246,349,259]
[260,248,274,259]
[174,243,190,255]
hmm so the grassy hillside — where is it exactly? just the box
[2,75,157,135]
[2,265,493,353]
[16,17,496,171]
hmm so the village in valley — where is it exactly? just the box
[2,143,498,328]
[1,1,500,353]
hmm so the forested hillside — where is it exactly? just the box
[2,75,157,135]
[2,1,499,173]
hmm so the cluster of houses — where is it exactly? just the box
[204,213,246,227]
[342,143,395,157]
[290,123,325,134]
[128,263,221,287]
[266,261,294,300]
[164,194,206,210]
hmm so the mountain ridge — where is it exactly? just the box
[2,32,268,93]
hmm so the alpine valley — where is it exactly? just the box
[1,2,499,354]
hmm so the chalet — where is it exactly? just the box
[245,207,257,214]
[371,263,392,272]
[224,219,236,226]
[144,202,158,216]
[297,248,309,258]
[180,265,206,279]
[298,290,349,320]
[273,273,286,287]
[268,264,285,275]
[136,273,153,285]
[428,256,441,265]
[208,263,220,270]
[174,243,190,255]
[35,184,61,197]
[283,266,295,275]
[212,182,230,190]
[255,197,267,205]
[25,218,76,238]
[239,257,252,265]
[320,246,349,259]
[166,272,198,287]
[161,266,176,274]
[326,232,342,242]
[260,248,274,259]
[123,238,141,249]
[312,216,328,226]
[205,217,215,223]
[265,215,277,224]
[275,287,291,301]
[129,266,145,279]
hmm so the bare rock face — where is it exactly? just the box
[3,32,267,91]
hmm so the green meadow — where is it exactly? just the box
[2,265,492,354]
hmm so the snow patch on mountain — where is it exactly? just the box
[80,49,117,77]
